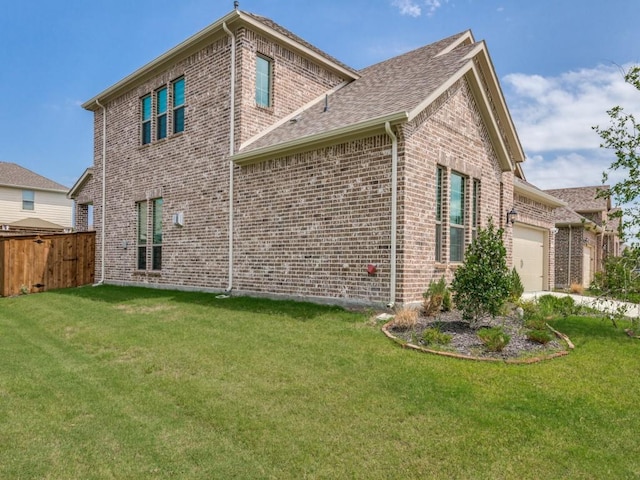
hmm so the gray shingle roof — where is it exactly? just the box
[243,11,356,76]
[0,162,68,191]
[553,206,592,226]
[240,31,474,154]
[545,186,610,212]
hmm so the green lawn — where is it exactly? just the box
[1,285,639,479]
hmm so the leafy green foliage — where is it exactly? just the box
[422,277,451,315]
[451,220,511,327]
[591,247,640,298]
[509,267,524,302]
[527,328,553,345]
[421,327,453,346]
[477,327,510,352]
[593,65,640,243]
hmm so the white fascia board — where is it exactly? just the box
[514,181,567,207]
[232,111,409,165]
[240,14,359,80]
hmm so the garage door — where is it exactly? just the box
[583,246,593,288]
[513,225,545,292]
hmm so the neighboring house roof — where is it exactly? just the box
[514,178,566,207]
[552,206,602,232]
[7,217,65,230]
[68,167,94,199]
[545,185,611,212]
[0,162,68,192]
[82,9,359,111]
[234,30,525,171]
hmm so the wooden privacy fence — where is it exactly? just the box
[0,232,96,297]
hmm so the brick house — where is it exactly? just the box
[75,8,558,306]
[0,161,72,235]
[546,185,622,289]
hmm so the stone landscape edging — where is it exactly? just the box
[381,320,574,364]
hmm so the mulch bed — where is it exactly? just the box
[382,310,572,363]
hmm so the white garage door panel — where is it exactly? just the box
[513,226,545,292]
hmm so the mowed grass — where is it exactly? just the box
[0,286,639,479]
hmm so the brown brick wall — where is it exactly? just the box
[400,78,512,303]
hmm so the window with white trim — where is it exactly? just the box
[255,55,272,107]
[22,190,34,211]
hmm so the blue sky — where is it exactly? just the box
[1,0,639,192]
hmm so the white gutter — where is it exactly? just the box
[223,22,236,293]
[385,122,398,308]
[233,111,409,165]
[94,99,107,286]
[567,225,572,287]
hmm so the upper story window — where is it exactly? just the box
[22,190,34,210]
[156,87,167,140]
[141,95,152,145]
[140,78,185,145]
[173,78,185,134]
[255,55,272,108]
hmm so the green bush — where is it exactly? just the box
[421,327,453,346]
[527,329,553,344]
[524,316,547,331]
[422,277,451,316]
[509,268,524,301]
[537,295,577,318]
[477,327,510,352]
[451,220,511,327]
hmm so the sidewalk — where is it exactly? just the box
[521,291,640,318]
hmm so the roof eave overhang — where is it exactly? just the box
[82,10,359,111]
[514,181,567,207]
[0,183,68,194]
[555,220,604,233]
[68,167,94,199]
[407,43,523,173]
[232,111,409,166]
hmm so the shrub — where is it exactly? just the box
[477,327,510,352]
[537,294,577,318]
[524,316,547,331]
[391,308,418,331]
[527,329,553,344]
[451,220,511,327]
[422,277,450,316]
[570,282,584,295]
[509,268,524,301]
[421,327,453,346]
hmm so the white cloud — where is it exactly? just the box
[392,0,421,17]
[503,64,640,190]
[391,0,448,17]
[504,64,640,152]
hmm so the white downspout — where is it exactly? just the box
[385,122,398,308]
[223,22,236,293]
[94,99,107,286]
[567,225,572,287]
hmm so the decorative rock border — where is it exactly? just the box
[381,320,574,364]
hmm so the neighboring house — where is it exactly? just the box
[545,185,622,289]
[68,167,95,231]
[76,8,558,307]
[0,162,72,234]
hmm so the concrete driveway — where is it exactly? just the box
[521,291,640,318]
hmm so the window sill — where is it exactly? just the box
[255,104,274,114]
[133,270,162,277]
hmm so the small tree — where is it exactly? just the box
[451,220,511,327]
[593,65,640,243]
